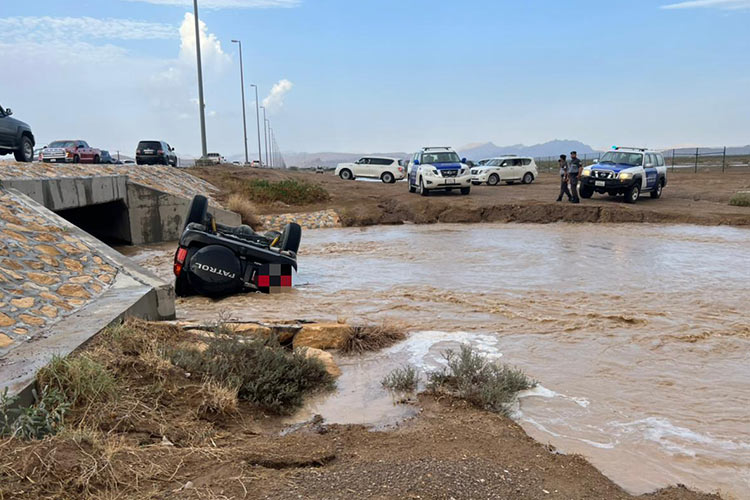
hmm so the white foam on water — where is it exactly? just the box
[521,416,617,450]
[518,385,590,408]
[384,330,504,370]
[610,417,750,457]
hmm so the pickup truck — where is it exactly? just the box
[40,140,102,164]
[0,104,35,162]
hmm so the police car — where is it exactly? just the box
[407,146,472,196]
[580,147,667,204]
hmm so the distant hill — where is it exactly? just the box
[458,140,597,160]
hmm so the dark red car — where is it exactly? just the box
[40,140,102,164]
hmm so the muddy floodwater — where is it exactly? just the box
[120,223,750,498]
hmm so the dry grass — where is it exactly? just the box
[197,379,239,418]
[227,194,262,229]
[341,322,407,354]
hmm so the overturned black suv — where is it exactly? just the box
[174,195,301,297]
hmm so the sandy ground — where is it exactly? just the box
[191,167,750,227]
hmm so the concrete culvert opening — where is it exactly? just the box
[55,200,132,245]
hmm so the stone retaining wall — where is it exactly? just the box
[0,189,119,356]
[260,209,341,230]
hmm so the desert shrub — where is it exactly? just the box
[169,336,334,415]
[427,345,535,416]
[37,355,116,409]
[341,323,407,354]
[1,386,69,440]
[229,178,329,205]
[381,365,420,393]
[197,379,239,418]
[227,194,262,229]
[729,192,750,207]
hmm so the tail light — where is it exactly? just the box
[157,150,164,154]
[398,167,404,172]
[174,247,188,276]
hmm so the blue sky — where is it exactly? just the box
[1,0,748,158]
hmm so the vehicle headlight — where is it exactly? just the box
[432,169,440,176]
[459,168,467,175]
[582,168,591,177]
[619,172,633,180]
[471,169,477,175]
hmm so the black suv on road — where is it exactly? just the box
[0,105,35,162]
[136,140,177,166]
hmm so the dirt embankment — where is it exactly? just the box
[192,167,750,228]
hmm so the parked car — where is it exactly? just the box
[315,166,326,174]
[41,140,101,164]
[0,104,35,162]
[136,140,177,166]
[250,160,262,168]
[174,195,301,297]
[335,156,405,183]
[471,156,538,186]
[123,159,135,164]
[407,147,472,195]
[100,150,116,164]
[206,153,224,164]
[580,147,667,204]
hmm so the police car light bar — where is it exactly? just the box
[613,146,647,151]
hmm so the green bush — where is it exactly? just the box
[381,365,420,393]
[427,345,535,416]
[169,336,334,415]
[0,386,70,440]
[729,192,750,207]
[229,178,329,205]
[36,355,116,408]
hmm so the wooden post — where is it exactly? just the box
[694,148,699,173]
[722,146,726,173]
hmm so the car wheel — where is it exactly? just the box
[381,172,394,184]
[175,272,192,297]
[339,169,353,180]
[488,173,499,186]
[93,155,100,164]
[580,185,594,199]
[73,154,80,163]
[522,172,534,184]
[625,183,640,204]
[419,177,429,196]
[14,136,34,162]
[280,223,302,254]
[184,194,209,230]
[650,180,663,199]
[460,187,471,195]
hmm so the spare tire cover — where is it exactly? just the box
[186,245,243,296]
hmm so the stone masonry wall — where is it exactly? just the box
[0,189,119,356]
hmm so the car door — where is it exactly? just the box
[77,141,91,162]
[498,160,514,180]
[353,158,369,177]
[0,107,15,148]
[643,153,658,190]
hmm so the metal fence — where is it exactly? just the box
[534,148,750,174]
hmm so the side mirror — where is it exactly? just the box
[461,157,467,163]
[593,159,599,164]
[4,108,12,116]
[413,159,420,166]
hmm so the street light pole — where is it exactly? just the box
[269,127,274,168]
[231,40,248,165]
[250,84,262,166]
[192,0,208,159]
[261,106,269,167]
[265,118,271,168]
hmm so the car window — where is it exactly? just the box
[656,154,664,167]
[645,154,655,167]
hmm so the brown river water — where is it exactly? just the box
[119,223,750,498]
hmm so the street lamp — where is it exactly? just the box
[192,0,208,159]
[265,118,271,168]
[269,127,274,168]
[261,106,269,167]
[231,40,248,165]
[250,84,262,166]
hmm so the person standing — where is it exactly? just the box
[557,154,572,202]
[568,151,581,203]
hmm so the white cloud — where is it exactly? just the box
[178,12,231,70]
[263,79,294,111]
[124,0,300,9]
[661,0,750,9]
[0,17,177,42]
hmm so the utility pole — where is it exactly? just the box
[261,106,269,167]
[231,40,248,164]
[193,0,208,159]
[269,127,274,168]
[250,84,262,166]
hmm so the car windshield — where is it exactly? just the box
[599,152,643,166]
[422,152,460,164]
[48,141,76,148]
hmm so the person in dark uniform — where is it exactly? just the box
[568,151,581,203]
[556,154,572,202]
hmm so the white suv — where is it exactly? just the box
[471,156,538,186]
[407,147,472,196]
[580,147,667,204]
[335,156,405,183]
